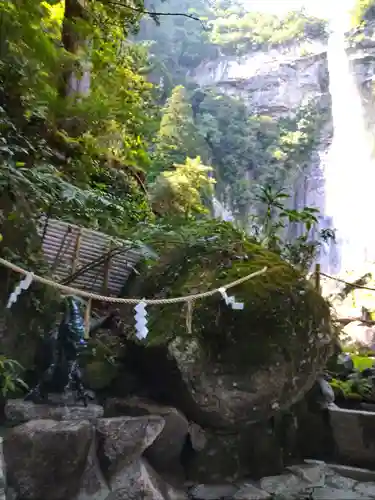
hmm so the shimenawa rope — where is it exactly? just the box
[0,257,267,305]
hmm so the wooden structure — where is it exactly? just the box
[37,217,141,297]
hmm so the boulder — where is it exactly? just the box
[5,399,103,424]
[96,416,165,480]
[122,224,333,480]
[106,458,187,500]
[75,438,110,500]
[4,419,92,500]
[104,397,204,479]
[2,416,179,500]
[186,421,283,483]
[124,224,333,429]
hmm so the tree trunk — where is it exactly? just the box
[60,0,90,98]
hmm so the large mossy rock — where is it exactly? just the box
[125,223,333,429]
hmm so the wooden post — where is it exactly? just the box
[314,263,321,293]
[71,228,82,274]
[102,240,113,295]
[84,298,92,339]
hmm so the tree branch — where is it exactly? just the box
[105,1,208,28]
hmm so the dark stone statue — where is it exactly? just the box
[25,296,119,407]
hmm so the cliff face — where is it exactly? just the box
[348,22,375,135]
[190,42,330,117]
[190,41,336,270]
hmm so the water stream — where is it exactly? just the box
[325,7,375,274]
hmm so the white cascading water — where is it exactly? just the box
[212,196,235,222]
[326,4,375,273]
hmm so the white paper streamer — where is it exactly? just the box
[6,272,34,309]
[218,287,244,310]
[134,300,148,340]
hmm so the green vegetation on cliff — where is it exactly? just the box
[138,0,328,82]
[211,7,328,56]
[136,1,329,220]
[151,84,327,220]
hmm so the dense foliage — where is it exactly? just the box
[210,6,328,56]
[151,83,326,221]
[0,0,156,234]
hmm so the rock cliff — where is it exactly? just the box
[348,21,375,135]
[190,42,330,117]
[190,41,336,271]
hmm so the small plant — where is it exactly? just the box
[0,355,28,397]
[330,375,373,400]
[252,185,335,272]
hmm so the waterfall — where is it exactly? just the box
[325,7,375,273]
[212,196,235,222]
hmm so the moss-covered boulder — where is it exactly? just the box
[126,222,333,428]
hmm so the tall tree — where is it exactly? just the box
[150,85,209,180]
[150,156,214,217]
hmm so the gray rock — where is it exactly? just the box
[106,459,171,499]
[4,419,92,500]
[189,423,206,452]
[308,486,371,499]
[74,439,109,500]
[5,399,103,423]
[260,473,310,497]
[233,483,271,499]
[325,471,358,490]
[186,422,283,483]
[189,484,238,500]
[316,376,336,409]
[354,482,375,497]
[325,464,375,482]
[105,397,193,478]
[96,416,165,480]
[287,463,326,487]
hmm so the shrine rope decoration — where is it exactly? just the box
[0,257,267,340]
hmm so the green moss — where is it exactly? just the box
[84,360,118,390]
[128,222,331,371]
